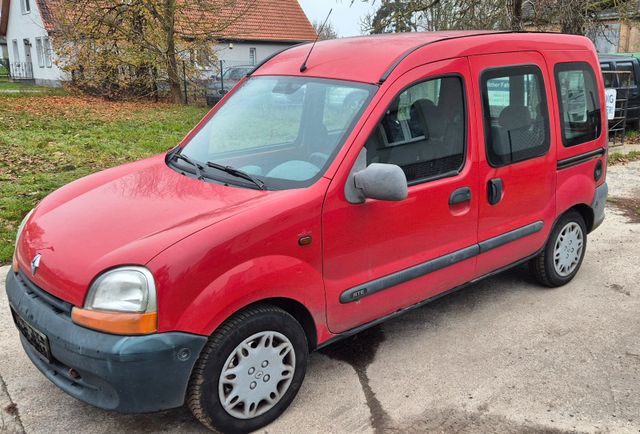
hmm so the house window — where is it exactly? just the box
[12,40,19,62]
[555,62,601,147]
[20,0,31,14]
[364,76,466,184]
[481,65,550,167]
[43,37,52,67]
[249,47,257,66]
[35,37,44,68]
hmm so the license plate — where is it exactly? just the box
[10,307,52,362]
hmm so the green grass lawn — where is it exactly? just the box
[0,93,209,263]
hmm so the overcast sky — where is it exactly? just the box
[298,0,377,37]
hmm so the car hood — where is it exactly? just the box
[16,154,272,306]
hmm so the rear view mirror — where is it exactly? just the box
[353,163,408,202]
[345,148,408,204]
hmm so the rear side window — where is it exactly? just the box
[555,62,601,147]
[616,61,637,86]
[481,65,550,167]
[364,76,466,184]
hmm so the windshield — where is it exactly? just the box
[179,76,375,189]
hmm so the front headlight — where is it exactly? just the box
[15,208,34,246]
[85,266,157,313]
[13,208,34,273]
[72,266,158,335]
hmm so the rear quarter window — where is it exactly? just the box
[554,62,601,147]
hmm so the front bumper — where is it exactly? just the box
[5,270,207,413]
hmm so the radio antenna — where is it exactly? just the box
[300,8,333,73]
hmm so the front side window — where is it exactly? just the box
[364,76,466,184]
[481,65,550,167]
[555,62,601,147]
[179,76,375,189]
[600,63,616,88]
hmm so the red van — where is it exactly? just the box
[7,31,607,433]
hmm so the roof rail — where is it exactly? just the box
[378,30,519,84]
[248,42,311,77]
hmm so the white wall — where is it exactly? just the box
[214,41,294,70]
[6,0,64,86]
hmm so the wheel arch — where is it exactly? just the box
[241,298,319,351]
[566,203,594,233]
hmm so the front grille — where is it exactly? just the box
[16,271,73,315]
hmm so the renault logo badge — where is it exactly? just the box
[30,254,41,276]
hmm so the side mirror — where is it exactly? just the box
[353,163,408,202]
[344,148,408,204]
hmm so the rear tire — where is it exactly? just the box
[187,304,308,434]
[529,210,587,287]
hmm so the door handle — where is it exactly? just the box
[488,178,503,205]
[449,187,472,205]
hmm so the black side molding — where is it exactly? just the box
[319,247,545,350]
[340,221,544,304]
[557,148,606,170]
[478,221,543,253]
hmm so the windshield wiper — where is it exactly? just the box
[172,152,205,180]
[206,161,266,190]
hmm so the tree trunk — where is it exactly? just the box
[164,0,183,104]
[511,0,523,31]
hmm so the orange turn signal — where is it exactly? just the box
[12,252,19,273]
[71,308,157,335]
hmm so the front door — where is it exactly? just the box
[322,58,479,333]
[469,52,557,277]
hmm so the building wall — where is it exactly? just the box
[215,41,294,68]
[6,0,64,86]
[615,19,640,52]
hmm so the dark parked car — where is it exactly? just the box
[206,65,254,106]
[599,54,640,128]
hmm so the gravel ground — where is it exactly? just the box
[1,161,639,434]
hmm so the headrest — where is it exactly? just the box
[498,105,531,130]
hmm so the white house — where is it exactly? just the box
[2,0,65,86]
[0,0,317,87]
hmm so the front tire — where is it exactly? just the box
[187,305,308,434]
[529,210,587,287]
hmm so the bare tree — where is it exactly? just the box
[529,0,635,36]
[359,0,631,39]
[360,0,513,33]
[52,0,254,102]
[313,19,339,40]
